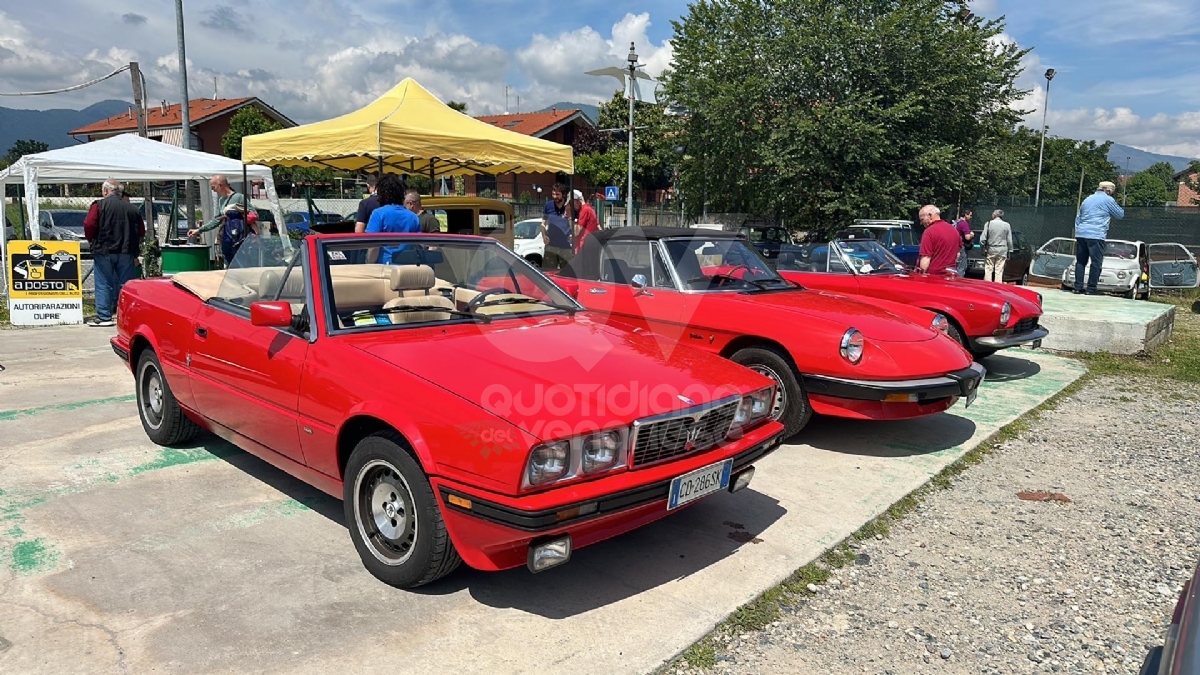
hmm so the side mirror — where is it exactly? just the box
[250,301,293,328]
[631,273,648,290]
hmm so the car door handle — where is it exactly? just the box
[588,287,607,294]
[195,326,208,338]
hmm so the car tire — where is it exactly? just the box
[135,350,200,446]
[344,432,462,589]
[1017,270,1028,286]
[526,254,543,269]
[730,345,812,438]
[937,313,993,359]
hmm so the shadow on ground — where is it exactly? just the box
[789,412,977,458]
[981,353,1042,383]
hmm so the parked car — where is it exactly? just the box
[1031,237,1199,298]
[851,219,921,266]
[283,211,350,232]
[775,237,1047,360]
[1139,558,1200,675]
[111,232,784,588]
[737,222,792,261]
[38,210,91,256]
[964,229,1034,284]
[553,227,984,438]
[513,217,545,267]
[309,196,513,252]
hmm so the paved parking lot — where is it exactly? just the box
[0,326,1084,674]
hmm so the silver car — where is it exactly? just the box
[1031,237,1199,299]
[38,210,91,257]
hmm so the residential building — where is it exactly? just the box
[469,108,594,200]
[1175,166,1200,206]
[69,97,295,155]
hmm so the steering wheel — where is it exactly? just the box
[467,287,512,311]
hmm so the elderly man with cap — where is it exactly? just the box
[1072,180,1124,295]
[572,189,599,254]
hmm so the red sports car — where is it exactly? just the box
[776,237,1048,360]
[552,227,984,438]
[111,233,784,588]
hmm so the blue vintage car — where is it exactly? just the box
[850,219,921,267]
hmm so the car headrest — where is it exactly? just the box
[259,269,305,299]
[390,264,436,291]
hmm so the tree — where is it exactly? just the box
[221,107,282,159]
[1144,161,1177,193]
[993,127,1119,206]
[665,0,1029,231]
[447,101,468,113]
[573,91,677,196]
[4,139,49,166]
[1123,170,1171,207]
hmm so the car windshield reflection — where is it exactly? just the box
[662,238,793,291]
[831,239,907,275]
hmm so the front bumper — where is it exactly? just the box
[973,326,1049,349]
[801,362,985,403]
[434,428,783,572]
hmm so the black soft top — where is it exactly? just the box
[559,226,741,279]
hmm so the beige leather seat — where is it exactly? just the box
[384,265,454,324]
[259,269,306,315]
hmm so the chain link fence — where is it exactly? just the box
[974,204,1200,251]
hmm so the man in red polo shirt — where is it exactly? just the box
[917,204,961,275]
[572,189,599,254]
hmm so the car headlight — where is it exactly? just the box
[1035,292,1043,308]
[1116,270,1128,280]
[581,430,621,474]
[733,385,775,427]
[526,440,571,486]
[931,315,950,334]
[840,328,864,364]
[999,302,1011,326]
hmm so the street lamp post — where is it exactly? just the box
[1124,156,1131,206]
[1034,68,1056,208]
[625,43,637,227]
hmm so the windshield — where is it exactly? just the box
[320,237,578,329]
[662,237,792,291]
[514,220,540,239]
[48,211,86,233]
[1105,241,1138,259]
[830,238,907,274]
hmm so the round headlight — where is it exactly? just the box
[1000,302,1011,326]
[840,328,864,364]
[931,315,949,334]
[1116,270,1128,280]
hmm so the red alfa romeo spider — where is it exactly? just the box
[551,227,985,438]
[774,237,1048,360]
[112,233,784,588]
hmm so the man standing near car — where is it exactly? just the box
[186,175,244,240]
[916,205,960,275]
[354,173,380,233]
[953,208,975,275]
[1073,180,1124,294]
[572,189,599,255]
[540,182,574,269]
[979,209,1013,283]
[86,179,144,327]
[404,189,442,233]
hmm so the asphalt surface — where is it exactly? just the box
[0,325,1084,674]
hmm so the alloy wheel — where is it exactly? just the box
[354,459,419,566]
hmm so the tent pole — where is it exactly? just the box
[429,163,434,197]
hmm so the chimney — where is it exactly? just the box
[127,105,134,119]
[160,100,167,115]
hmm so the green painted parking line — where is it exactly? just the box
[0,395,136,422]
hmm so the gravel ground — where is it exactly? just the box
[672,375,1200,675]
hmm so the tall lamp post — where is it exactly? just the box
[625,42,638,227]
[1034,68,1056,208]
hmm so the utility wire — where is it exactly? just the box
[0,64,131,97]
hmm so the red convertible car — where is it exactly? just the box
[112,233,784,588]
[552,227,985,438]
[776,237,1048,360]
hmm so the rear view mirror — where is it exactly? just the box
[250,301,293,328]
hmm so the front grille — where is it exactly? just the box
[630,400,739,468]
[1014,317,1038,333]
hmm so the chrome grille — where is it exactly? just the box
[1014,317,1038,333]
[630,400,739,468]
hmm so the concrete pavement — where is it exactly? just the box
[0,326,1085,674]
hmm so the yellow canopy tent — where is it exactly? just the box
[240,78,574,179]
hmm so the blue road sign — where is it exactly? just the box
[605,186,620,201]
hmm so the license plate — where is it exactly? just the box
[965,388,978,408]
[1031,339,1042,349]
[668,458,734,510]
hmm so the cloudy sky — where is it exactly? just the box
[1,0,1197,158]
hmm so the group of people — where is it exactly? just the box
[539,182,600,269]
[916,180,1125,294]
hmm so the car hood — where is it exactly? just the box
[726,289,937,342]
[344,314,770,439]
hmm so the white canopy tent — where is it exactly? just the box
[0,134,288,290]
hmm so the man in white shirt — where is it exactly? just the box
[979,209,1013,283]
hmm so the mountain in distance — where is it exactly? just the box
[1107,143,1196,174]
[536,101,600,125]
[0,99,130,154]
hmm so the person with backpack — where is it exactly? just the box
[187,174,255,264]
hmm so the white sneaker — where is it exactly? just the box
[88,318,115,327]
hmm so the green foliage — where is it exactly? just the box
[221,107,282,160]
[574,146,629,191]
[447,101,468,113]
[993,127,1119,206]
[3,139,49,166]
[573,91,678,195]
[665,0,1030,232]
[1123,170,1171,207]
[1144,161,1177,193]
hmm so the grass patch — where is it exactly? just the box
[661,373,1092,674]
[1066,289,1200,384]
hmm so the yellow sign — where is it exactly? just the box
[6,240,84,325]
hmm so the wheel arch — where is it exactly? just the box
[719,334,797,369]
[337,414,426,481]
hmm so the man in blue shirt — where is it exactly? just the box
[1073,180,1124,294]
[365,174,420,263]
[540,182,573,269]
